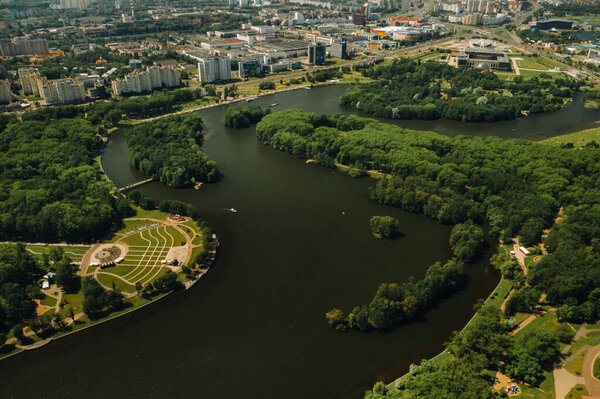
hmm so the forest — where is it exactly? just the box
[0,116,125,242]
[127,113,220,188]
[340,58,584,122]
[225,106,270,128]
[256,110,600,325]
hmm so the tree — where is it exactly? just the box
[82,277,107,319]
[325,308,346,329]
[369,216,400,238]
[259,81,276,90]
[11,324,24,343]
[55,257,81,294]
[449,220,485,263]
[135,282,142,297]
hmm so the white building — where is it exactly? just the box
[111,66,180,96]
[0,80,12,104]
[198,57,231,84]
[19,67,42,96]
[60,0,94,9]
[239,0,249,7]
[40,79,87,105]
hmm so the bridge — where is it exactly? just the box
[116,178,155,193]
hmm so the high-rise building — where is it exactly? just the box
[198,57,231,84]
[0,80,12,104]
[331,41,347,59]
[40,79,87,105]
[229,0,237,7]
[1,39,49,56]
[238,0,249,7]
[19,68,43,96]
[308,43,326,65]
[111,66,181,96]
[60,0,92,9]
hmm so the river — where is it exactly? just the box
[2,85,599,399]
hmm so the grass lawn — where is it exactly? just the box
[566,385,589,399]
[189,245,207,266]
[23,244,89,261]
[569,331,600,354]
[519,371,555,399]
[40,294,57,307]
[541,125,600,148]
[132,207,169,220]
[165,225,187,246]
[485,278,514,310]
[96,272,136,293]
[565,350,586,376]
[62,292,85,314]
[515,57,550,70]
[513,312,562,343]
[120,219,156,232]
[594,356,600,379]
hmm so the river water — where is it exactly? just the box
[2,85,599,399]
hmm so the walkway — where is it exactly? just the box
[583,344,600,397]
[554,367,585,399]
[512,58,522,76]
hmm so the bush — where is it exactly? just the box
[369,216,400,238]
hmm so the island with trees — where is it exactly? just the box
[127,113,220,188]
[225,105,271,129]
[340,58,585,122]
[369,216,400,239]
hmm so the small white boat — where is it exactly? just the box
[230,208,237,213]
[268,103,278,107]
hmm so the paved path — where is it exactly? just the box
[511,58,521,76]
[555,367,586,399]
[512,238,528,275]
[583,345,600,397]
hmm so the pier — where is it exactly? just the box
[116,178,155,193]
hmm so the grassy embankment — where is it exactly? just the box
[541,126,600,147]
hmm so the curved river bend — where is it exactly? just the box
[2,86,599,398]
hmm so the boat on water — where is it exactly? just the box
[268,103,278,107]
[230,208,237,213]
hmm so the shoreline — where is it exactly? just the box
[0,239,216,362]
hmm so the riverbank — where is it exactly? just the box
[0,209,215,362]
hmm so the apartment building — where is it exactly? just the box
[0,80,12,104]
[198,57,231,84]
[18,68,43,96]
[1,38,49,56]
[111,66,181,96]
[40,79,86,105]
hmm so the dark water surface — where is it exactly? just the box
[2,85,598,399]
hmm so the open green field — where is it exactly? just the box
[565,350,586,376]
[594,357,600,379]
[542,125,600,147]
[566,385,589,399]
[19,244,90,262]
[97,272,136,293]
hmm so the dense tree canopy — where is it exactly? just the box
[340,58,584,122]
[127,113,220,188]
[257,109,600,322]
[0,116,122,242]
[369,216,400,238]
[449,220,485,263]
[225,106,270,128]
